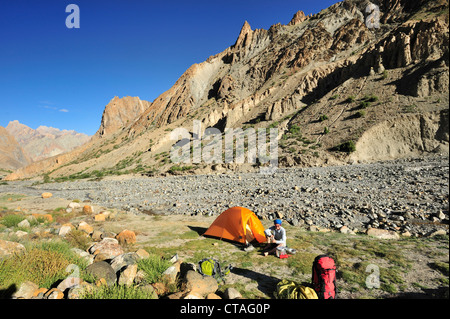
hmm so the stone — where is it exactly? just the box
[88,238,124,261]
[78,221,94,235]
[0,239,26,258]
[185,270,218,297]
[135,248,150,259]
[206,293,222,299]
[41,192,52,199]
[91,230,103,241]
[162,260,181,284]
[428,229,447,237]
[116,229,136,245]
[83,205,94,214]
[42,214,53,222]
[18,219,30,228]
[139,284,158,299]
[14,230,28,238]
[85,261,117,286]
[59,223,75,237]
[67,282,94,299]
[367,228,400,240]
[223,287,242,299]
[184,291,204,299]
[110,252,139,273]
[13,281,38,299]
[94,213,106,222]
[32,287,49,299]
[118,264,138,286]
[68,202,81,210]
[44,288,64,299]
[57,276,82,292]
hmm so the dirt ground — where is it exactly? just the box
[1,192,448,299]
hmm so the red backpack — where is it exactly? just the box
[312,254,337,299]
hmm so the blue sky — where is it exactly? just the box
[0,0,338,136]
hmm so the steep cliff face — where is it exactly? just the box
[96,96,152,137]
[5,0,449,181]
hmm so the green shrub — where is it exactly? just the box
[318,114,328,122]
[355,111,366,118]
[0,241,88,291]
[80,284,157,299]
[0,213,24,228]
[334,141,356,153]
[137,254,172,284]
[345,96,356,103]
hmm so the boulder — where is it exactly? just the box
[223,287,242,299]
[44,288,64,299]
[59,223,75,237]
[83,205,94,214]
[116,229,136,245]
[85,261,117,286]
[184,270,218,297]
[0,239,26,259]
[162,260,181,284]
[94,213,106,222]
[118,264,138,286]
[110,252,139,273]
[367,228,400,240]
[41,192,52,199]
[77,221,94,235]
[88,238,124,261]
[17,219,30,228]
[13,281,38,299]
[67,282,94,299]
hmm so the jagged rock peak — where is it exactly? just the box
[234,21,253,48]
[288,10,308,26]
[96,96,151,138]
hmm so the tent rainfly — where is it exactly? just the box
[203,206,266,244]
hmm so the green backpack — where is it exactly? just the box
[198,258,232,283]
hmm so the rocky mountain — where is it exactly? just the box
[0,126,32,171]
[4,120,91,163]
[95,96,152,138]
[5,0,449,181]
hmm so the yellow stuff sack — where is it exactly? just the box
[275,279,318,299]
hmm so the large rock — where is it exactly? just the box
[184,270,218,297]
[0,239,26,259]
[118,264,138,286]
[109,252,140,273]
[88,238,124,261]
[367,227,400,240]
[85,261,117,286]
[77,221,94,235]
[12,281,38,299]
[115,229,136,245]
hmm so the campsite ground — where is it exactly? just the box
[0,192,448,299]
[0,155,448,299]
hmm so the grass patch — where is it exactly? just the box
[80,284,158,299]
[137,254,172,284]
[0,241,88,292]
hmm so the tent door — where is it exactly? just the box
[245,223,255,244]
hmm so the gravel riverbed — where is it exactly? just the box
[2,155,448,237]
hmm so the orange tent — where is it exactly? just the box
[203,206,266,244]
